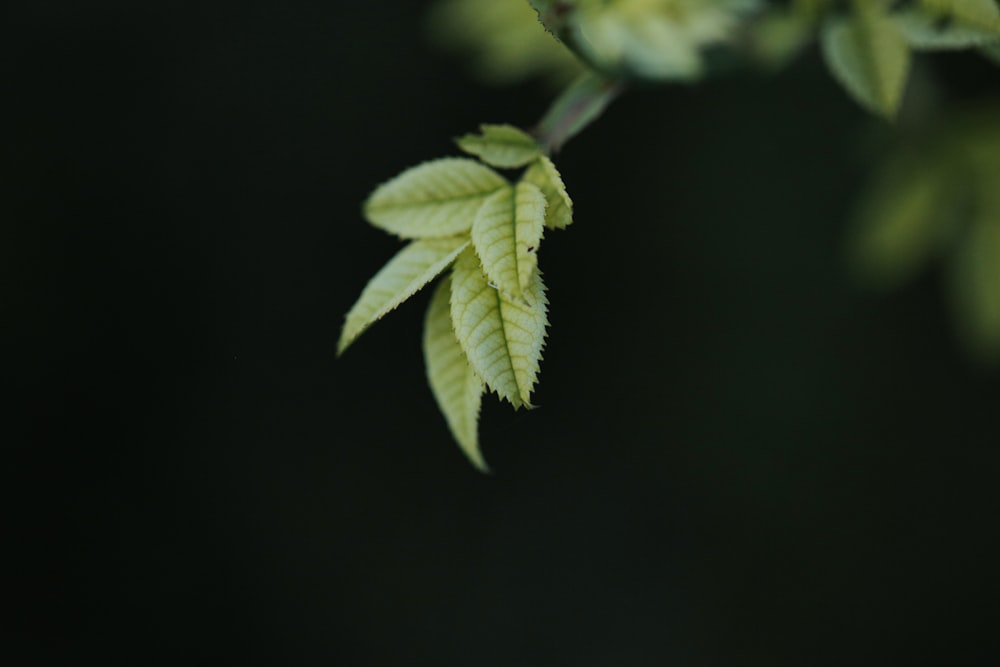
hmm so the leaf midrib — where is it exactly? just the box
[509,186,523,298]
[493,287,524,406]
[368,188,504,212]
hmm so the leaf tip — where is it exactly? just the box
[467,451,493,474]
[454,132,476,152]
[335,327,354,357]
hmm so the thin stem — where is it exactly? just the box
[533,72,625,154]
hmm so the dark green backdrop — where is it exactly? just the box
[7,2,999,665]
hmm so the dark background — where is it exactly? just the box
[6,2,999,665]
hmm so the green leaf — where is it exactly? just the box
[456,124,542,169]
[848,157,957,290]
[573,10,704,80]
[364,158,507,238]
[563,0,759,81]
[747,10,816,70]
[950,218,1000,364]
[528,0,568,35]
[423,277,488,472]
[522,156,573,230]
[338,237,470,355]
[450,246,548,408]
[821,7,911,118]
[894,0,1000,49]
[471,182,547,303]
[426,0,583,87]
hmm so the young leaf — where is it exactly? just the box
[364,158,507,238]
[471,182,547,303]
[338,237,469,355]
[450,246,548,408]
[522,156,573,230]
[423,277,488,472]
[894,0,1000,49]
[821,7,911,118]
[456,124,542,169]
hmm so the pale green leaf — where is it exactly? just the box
[575,12,704,80]
[423,277,488,472]
[821,9,911,118]
[338,237,469,355]
[364,158,507,238]
[522,156,573,231]
[450,246,548,408]
[471,182,547,303]
[950,218,1000,364]
[567,0,760,81]
[456,124,542,169]
[894,0,1000,49]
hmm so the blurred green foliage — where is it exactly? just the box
[425,0,583,86]
[428,1,1000,112]
[533,0,763,80]
[850,107,1000,363]
[349,0,1000,466]
[421,0,1000,367]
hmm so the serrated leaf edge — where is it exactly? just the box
[338,237,470,355]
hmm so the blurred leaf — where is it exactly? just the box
[567,0,761,81]
[450,246,548,408]
[574,10,703,80]
[746,9,816,70]
[951,217,1000,364]
[894,0,1000,49]
[423,277,488,471]
[457,124,542,169]
[338,237,470,355]
[471,182,547,303]
[523,156,574,231]
[851,106,1000,365]
[425,0,583,86]
[848,155,960,290]
[821,5,911,118]
[364,158,507,238]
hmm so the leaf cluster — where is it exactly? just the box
[531,0,1000,117]
[817,0,1000,118]
[532,0,764,81]
[346,0,1000,470]
[338,126,573,470]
